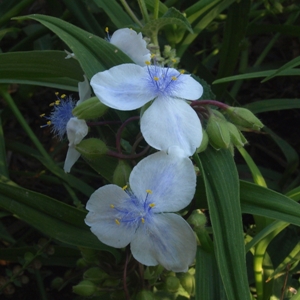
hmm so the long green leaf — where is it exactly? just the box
[0,179,119,259]
[240,181,300,226]
[196,148,250,300]
[15,14,133,79]
[0,50,83,90]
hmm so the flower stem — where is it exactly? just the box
[119,0,143,28]
[153,0,160,20]
[137,0,150,23]
[191,100,229,110]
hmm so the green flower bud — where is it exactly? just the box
[165,276,180,293]
[225,107,264,131]
[76,258,89,268]
[136,290,156,300]
[179,272,195,296]
[24,252,34,263]
[226,122,248,147]
[196,129,209,153]
[72,280,97,297]
[76,138,108,158]
[102,278,120,287]
[79,247,99,264]
[113,160,132,187]
[206,111,230,149]
[51,277,64,289]
[72,97,108,120]
[187,209,207,229]
[83,267,109,284]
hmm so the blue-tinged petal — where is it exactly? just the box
[130,213,197,272]
[129,150,196,212]
[141,97,203,156]
[110,28,151,66]
[66,117,88,146]
[64,146,81,173]
[90,64,156,111]
[85,185,137,248]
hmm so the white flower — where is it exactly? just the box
[85,147,197,272]
[63,76,91,173]
[90,63,203,156]
[109,28,151,66]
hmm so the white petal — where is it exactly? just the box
[129,151,196,212]
[110,28,151,66]
[77,75,92,105]
[171,73,203,100]
[141,97,203,156]
[85,185,137,248]
[64,146,81,173]
[66,117,88,146]
[131,213,197,272]
[91,64,156,111]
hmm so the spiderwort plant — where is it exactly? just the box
[91,62,203,156]
[85,147,197,272]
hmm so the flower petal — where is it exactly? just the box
[64,146,81,173]
[110,28,151,66]
[91,64,156,111]
[77,75,92,105]
[66,117,88,146]
[129,150,196,212]
[130,213,197,272]
[85,185,137,248]
[141,97,203,156]
[170,73,203,100]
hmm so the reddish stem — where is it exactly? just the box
[191,99,229,110]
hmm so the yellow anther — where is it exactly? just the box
[150,54,156,59]
[141,218,145,223]
[40,113,45,117]
[180,70,185,74]
[110,204,115,208]
[153,77,159,81]
[146,189,152,194]
[122,185,128,190]
[172,59,177,63]
[55,92,59,96]
[49,100,60,106]
[47,121,51,125]
[145,60,151,65]
[171,76,177,81]
[149,203,155,208]
[115,219,120,225]
[61,94,66,98]
[105,27,109,33]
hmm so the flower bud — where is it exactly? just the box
[187,209,207,230]
[136,290,156,300]
[196,129,209,153]
[79,247,99,264]
[113,160,132,187]
[102,278,120,287]
[165,276,180,293]
[83,267,109,284]
[72,280,97,297]
[179,272,195,296]
[51,277,64,289]
[226,122,247,147]
[206,110,230,149]
[225,107,263,131]
[72,97,108,120]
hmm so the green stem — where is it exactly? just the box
[137,0,150,23]
[153,0,160,20]
[0,87,52,162]
[119,0,143,27]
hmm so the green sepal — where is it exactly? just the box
[113,160,132,187]
[72,97,108,120]
[72,280,97,297]
[226,122,248,147]
[196,128,209,153]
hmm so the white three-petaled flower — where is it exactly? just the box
[91,63,203,156]
[85,147,197,272]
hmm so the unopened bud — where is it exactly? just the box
[225,107,263,131]
[51,277,64,289]
[196,129,209,153]
[206,110,230,149]
[72,280,97,296]
[165,276,180,293]
[113,160,132,187]
[136,290,156,300]
[72,97,108,120]
[83,267,109,284]
[226,122,247,147]
[179,272,195,296]
[187,210,207,230]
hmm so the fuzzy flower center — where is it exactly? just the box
[145,61,184,97]
[110,188,156,227]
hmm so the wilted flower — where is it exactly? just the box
[85,147,197,272]
[91,63,203,156]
